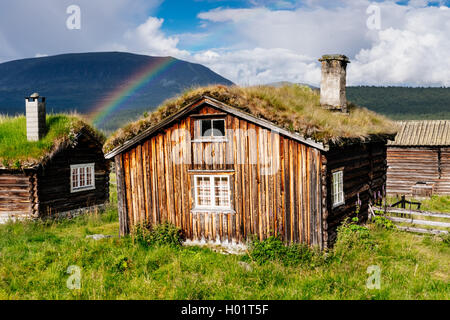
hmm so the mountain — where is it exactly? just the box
[0,52,233,132]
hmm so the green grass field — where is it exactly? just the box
[0,190,448,300]
[386,195,450,213]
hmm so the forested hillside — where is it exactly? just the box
[347,86,450,120]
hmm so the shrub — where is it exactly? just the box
[246,235,323,266]
[372,215,396,230]
[333,217,374,253]
[133,222,184,247]
[114,255,131,273]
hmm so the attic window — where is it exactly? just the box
[332,170,344,207]
[70,163,95,193]
[200,119,225,138]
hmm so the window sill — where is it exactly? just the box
[191,208,235,214]
[71,186,95,193]
[332,201,345,209]
[192,138,228,143]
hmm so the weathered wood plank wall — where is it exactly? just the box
[115,104,324,248]
[387,147,450,196]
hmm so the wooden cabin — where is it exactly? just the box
[0,94,109,223]
[387,120,450,197]
[104,55,396,248]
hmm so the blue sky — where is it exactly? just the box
[0,0,449,86]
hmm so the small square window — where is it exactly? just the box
[200,119,225,138]
[70,163,95,193]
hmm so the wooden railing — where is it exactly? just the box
[389,195,422,210]
[372,206,450,235]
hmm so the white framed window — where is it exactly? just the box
[200,119,225,138]
[70,163,95,193]
[332,170,344,207]
[194,175,231,210]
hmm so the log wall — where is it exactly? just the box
[37,133,109,216]
[0,171,37,223]
[0,132,109,222]
[326,141,387,245]
[115,104,324,248]
[387,147,450,196]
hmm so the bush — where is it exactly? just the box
[334,217,374,252]
[114,255,131,273]
[372,215,396,230]
[133,222,184,247]
[246,235,323,267]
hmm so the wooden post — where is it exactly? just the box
[115,154,129,236]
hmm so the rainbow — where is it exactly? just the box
[89,57,179,127]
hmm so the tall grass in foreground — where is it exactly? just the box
[0,206,448,299]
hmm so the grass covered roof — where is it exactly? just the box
[104,84,397,153]
[0,114,105,169]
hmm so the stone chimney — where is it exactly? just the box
[319,54,350,113]
[25,93,46,141]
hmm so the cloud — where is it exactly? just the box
[349,5,450,86]
[195,1,450,86]
[0,0,448,87]
[0,0,162,62]
[123,17,190,57]
[193,48,320,85]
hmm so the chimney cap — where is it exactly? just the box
[28,92,40,98]
[319,54,350,63]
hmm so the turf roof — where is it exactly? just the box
[0,114,105,169]
[104,84,397,153]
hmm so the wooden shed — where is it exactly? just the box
[0,94,109,223]
[104,55,396,248]
[387,120,450,197]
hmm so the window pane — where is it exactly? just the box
[332,171,344,206]
[86,166,92,185]
[201,120,212,137]
[196,176,211,206]
[72,168,78,188]
[214,177,230,207]
[212,120,225,137]
[80,167,85,187]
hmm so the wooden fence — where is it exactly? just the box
[372,206,450,235]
